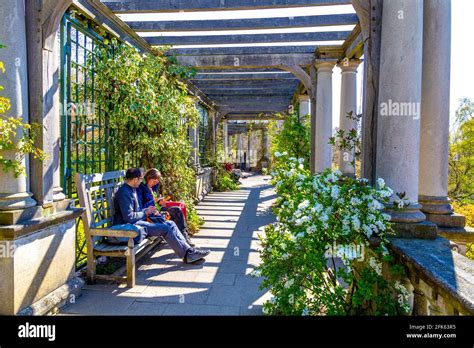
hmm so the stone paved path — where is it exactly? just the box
[61,174,276,315]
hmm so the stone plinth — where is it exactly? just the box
[0,202,83,315]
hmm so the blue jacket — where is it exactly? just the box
[137,182,160,209]
[113,183,146,225]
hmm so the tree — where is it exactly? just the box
[449,97,474,203]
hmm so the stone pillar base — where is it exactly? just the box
[385,203,426,223]
[18,276,84,316]
[391,221,438,239]
[0,192,37,211]
[425,212,466,228]
[0,202,83,315]
[419,195,454,215]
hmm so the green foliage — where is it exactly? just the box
[329,111,362,173]
[93,40,199,209]
[0,44,46,177]
[255,153,410,316]
[449,97,474,203]
[269,111,310,169]
[214,169,239,192]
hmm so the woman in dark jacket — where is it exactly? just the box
[137,168,195,247]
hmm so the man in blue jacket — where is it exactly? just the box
[113,168,210,263]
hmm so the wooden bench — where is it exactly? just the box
[75,170,162,287]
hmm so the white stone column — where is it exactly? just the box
[298,94,310,119]
[338,59,361,176]
[247,131,252,170]
[419,0,453,215]
[223,120,229,162]
[376,0,425,223]
[0,0,37,211]
[237,133,243,169]
[314,60,335,172]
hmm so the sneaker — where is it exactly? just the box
[185,249,210,263]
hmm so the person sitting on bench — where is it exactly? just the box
[113,168,210,264]
[137,168,195,247]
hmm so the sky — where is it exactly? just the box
[119,1,474,128]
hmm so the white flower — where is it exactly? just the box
[274,151,281,157]
[330,186,340,199]
[375,220,386,231]
[368,257,382,276]
[296,232,304,239]
[380,186,393,198]
[282,151,288,156]
[284,278,294,288]
[302,307,309,316]
[382,213,391,221]
[298,200,310,210]
[351,216,361,231]
[307,225,316,234]
[362,224,373,239]
[298,158,304,164]
[350,197,362,206]
[377,178,386,188]
[298,164,304,170]
[250,269,262,277]
[320,213,329,223]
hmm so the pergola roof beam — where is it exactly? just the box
[127,14,358,31]
[146,31,350,46]
[169,46,317,56]
[102,0,353,13]
[176,53,315,69]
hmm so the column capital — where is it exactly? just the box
[337,59,362,73]
[298,94,310,102]
[315,60,336,73]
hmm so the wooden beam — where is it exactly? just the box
[342,23,364,58]
[206,91,293,97]
[226,114,284,120]
[193,79,299,86]
[103,0,353,13]
[193,72,294,80]
[212,96,291,104]
[176,53,315,69]
[169,46,317,57]
[281,65,312,91]
[217,105,288,114]
[147,31,351,46]
[128,14,359,31]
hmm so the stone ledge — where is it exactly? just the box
[389,237,474,315]
[438,226,474,243]
[392,220,438,239]
[17,276,84,316]
[425,212,466,228]
[0,207,84,240]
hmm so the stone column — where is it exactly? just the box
[315,60,335,172]
[338,59,361,176]
[0,0,37,212]
[376,0,427,224]
[419,0,455,218]
[246,131,250,170]
[298,94,310,119]
[223,120,229,162]
[237,133,243,169]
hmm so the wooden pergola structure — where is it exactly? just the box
[1,0,473,317]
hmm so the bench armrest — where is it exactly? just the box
[89,228,138,238]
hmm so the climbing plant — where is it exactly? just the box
[92,40,202,227]
[0,44,45,177]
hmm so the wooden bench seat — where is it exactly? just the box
[76,170,162,287]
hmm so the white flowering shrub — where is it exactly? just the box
[256,153,411,315]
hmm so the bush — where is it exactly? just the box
[254,153,410,315]
[214,167,239,192]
